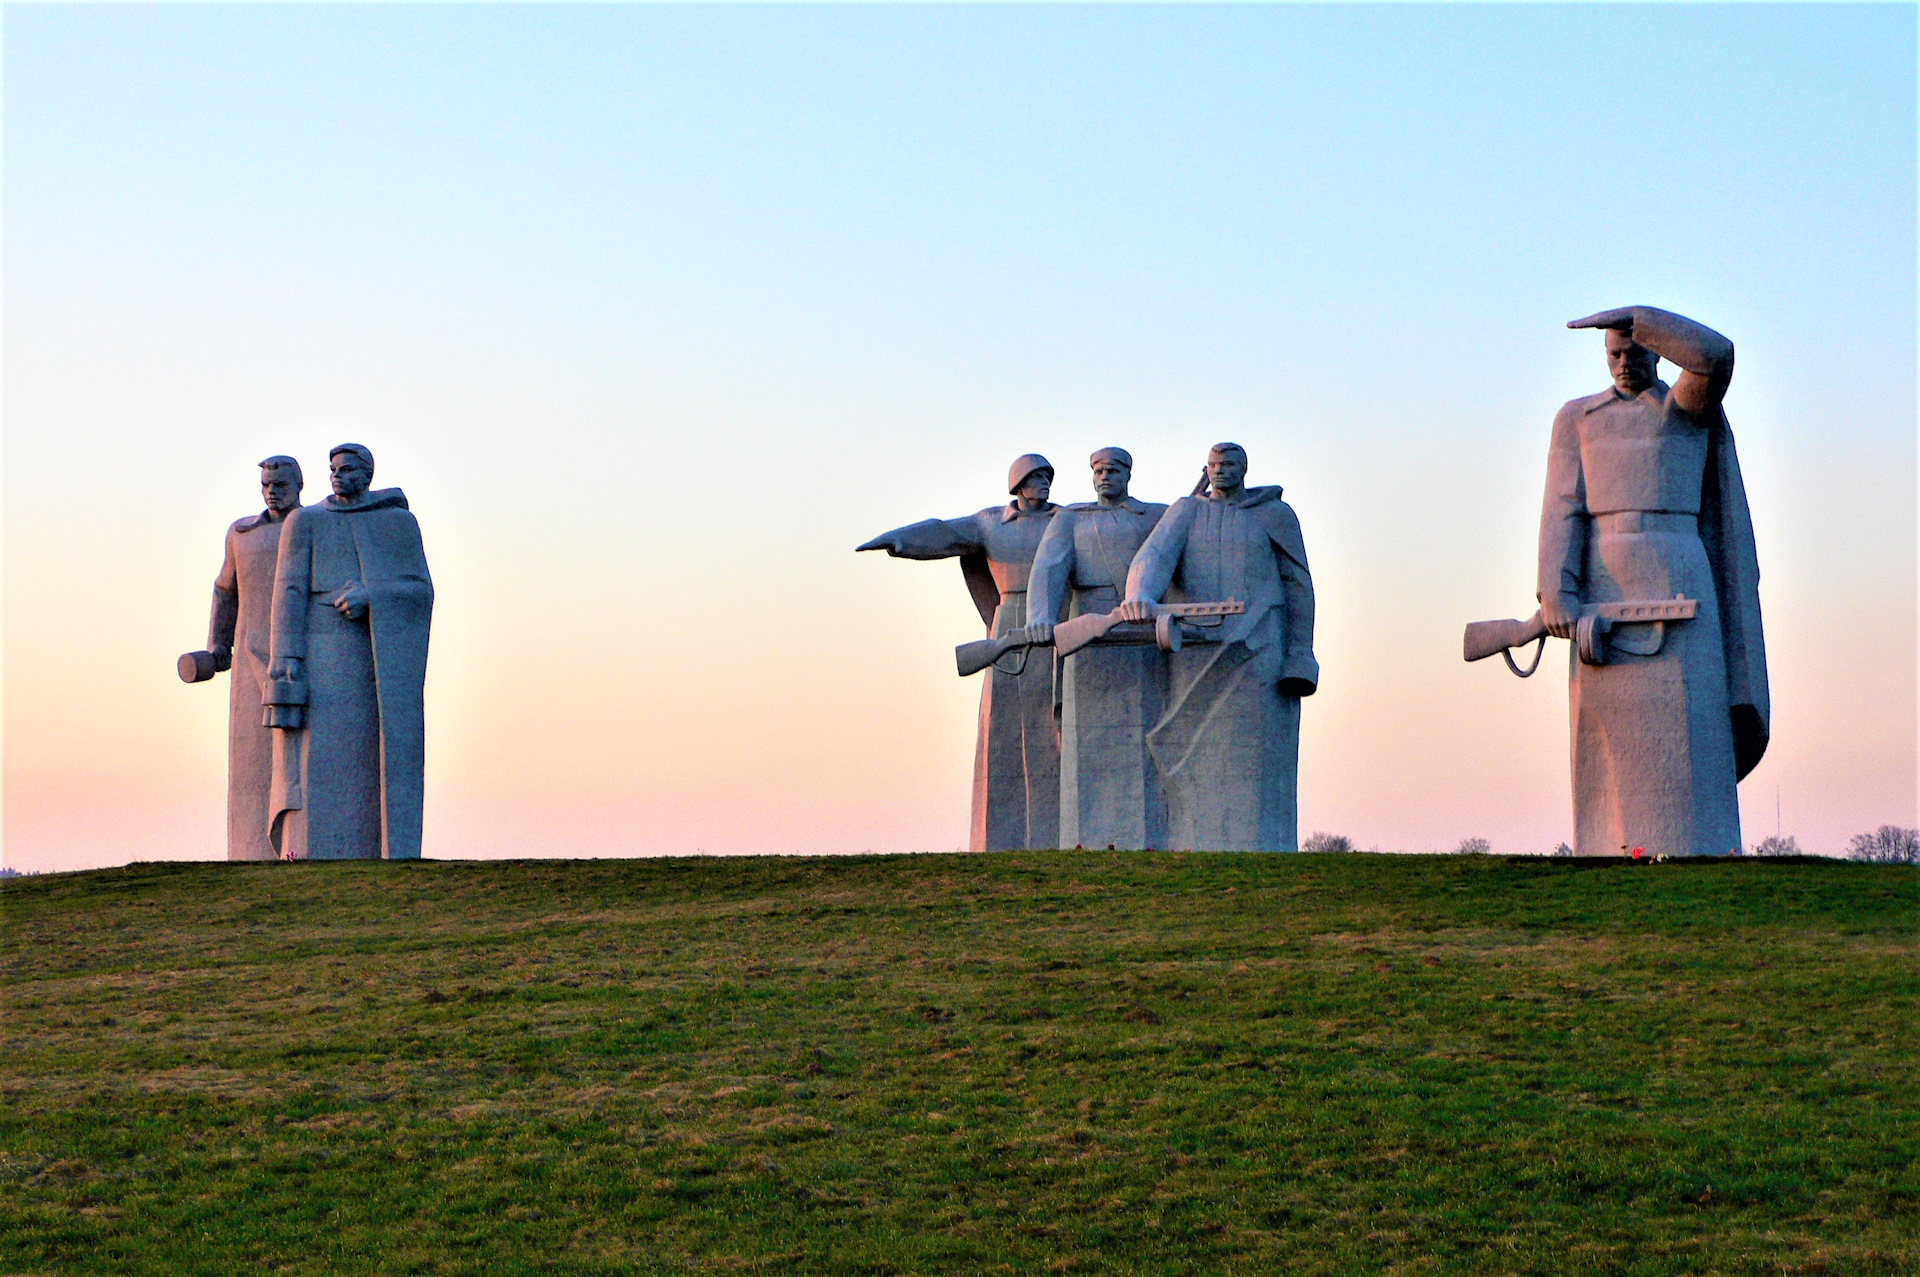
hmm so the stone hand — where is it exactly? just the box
[854,535,899,555]
[270,656,303,682]
[210,645,233,674]
[1116,598,1155,623]
[1540,594,1581,641]
[1021,621,1053,646]
[333,583,370,620]
[1568,308,1636,333]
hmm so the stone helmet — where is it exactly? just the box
[1007,453,1054,495]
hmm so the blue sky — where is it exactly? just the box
[6,4,1914,869]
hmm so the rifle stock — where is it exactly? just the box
[955,634,1023,678]
[1463,611,1547,663]
[954,611,1114,677]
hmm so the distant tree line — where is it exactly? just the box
[1293,826,1919,861]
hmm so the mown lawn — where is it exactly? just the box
[0,852,1914,1276]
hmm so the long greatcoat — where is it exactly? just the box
[1027,497,1169,850]
[872,503,1061,851]
[1540,380,1768,857]
[267,489,433,860]
[208,509,293,861]
[1125,487,1318,852]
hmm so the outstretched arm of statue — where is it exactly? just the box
[1570,306,1733,415]
[856,516,985,560]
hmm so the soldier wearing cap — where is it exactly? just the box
[857,454,1062,851]
[1538,307,1768,856]
[1026,448,1171,849]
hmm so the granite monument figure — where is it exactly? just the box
[1026,448,1171,850]
[1118,444,1318,851]
[1464,307,1768,857]
[857,454,1061,851]
[265,444,434,860]
[178,456,304,861]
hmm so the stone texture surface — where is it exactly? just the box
[201,458,303,861]
[1028,450,1169,850]
[859,457,1061,851]
[1540,306,1769,856]
[266,445,433,861]
[1122,445,1318,852]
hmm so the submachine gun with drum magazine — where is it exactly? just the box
[1463,595,1699,676]
[956,600,1246,677]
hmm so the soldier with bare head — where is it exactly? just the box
[266,444,434,860]
[187,455,304,861]
[1118,443,1318,851]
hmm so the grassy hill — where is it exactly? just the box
[1,852,1914,1276]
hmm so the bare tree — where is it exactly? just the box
[1750,835,1801,858]
[1302,831,1355,854]
[1847,826,1920,864]
[1455,836,1492,856]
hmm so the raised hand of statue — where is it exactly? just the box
[210,644,233,674]
[855,534,899,554]
[1116,597,1155,623]
[1568,308,1636,333]
[332,583,370,621]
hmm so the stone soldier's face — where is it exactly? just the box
[330,453,373,500]
[261,468,302,514]
[1090,460,1130,499]
[1605,331,1659,395]
[1207,450,1247,491]
[1017,471,1053,504]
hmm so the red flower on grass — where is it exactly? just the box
[1630,847,1645,860]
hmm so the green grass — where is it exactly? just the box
[1,852,1915,1276]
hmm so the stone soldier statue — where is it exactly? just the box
[1119,443,1318,851]
[857,454,1061,851]
[265,443,434,860]
[180,456,304,860]
[1025,448,1170,850]
[1540,307,1769,856]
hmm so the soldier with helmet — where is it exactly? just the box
[858,454,1063,851]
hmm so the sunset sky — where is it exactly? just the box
[5,4,1914,873]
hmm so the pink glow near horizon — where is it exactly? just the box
[5,7,1914,872]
